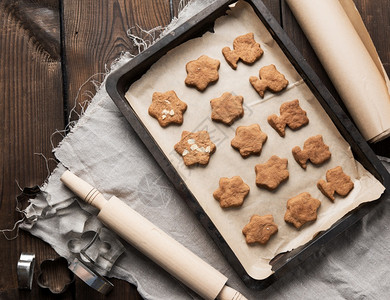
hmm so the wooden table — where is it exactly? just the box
[1,0,389,299]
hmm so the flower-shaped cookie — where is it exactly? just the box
[317,166,354,201]
[292,135,331,169]
[255,155,289,190]
[174,130,216,166]
[249,64,288,98]
[242,214,278,244]
[222,32,263,69]
[284,192,321,229]
[148,90,187,127]
[185,55,220,91]
[231,124,267,158]
[268,99,309,137]
[213,176,250,208]
[210,92,244,125]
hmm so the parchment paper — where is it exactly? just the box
[125,1,384,280]
[286,0,390,143]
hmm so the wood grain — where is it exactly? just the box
[61,0,173,121]
[0,0,64,298]
[1,0,389,299]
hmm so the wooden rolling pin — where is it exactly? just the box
[61,170,247,300]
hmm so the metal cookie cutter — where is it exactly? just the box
[37,257,75,294]
[69,257,113,295]
[17,253,36,290]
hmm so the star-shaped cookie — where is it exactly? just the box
[231,124,267,158]
[292,135,331,169]
[249,64,288,98]
[255,155,289,190]
[148,90,187,127]
[267,99,309,137]
[210,92,244,125]
[174,130,216,166]
[185,55,220,91]
[242,214,278,245]
[284,192,321,229]
[317,166,354,201]
[213,176,250,208]
[222,32,263,69]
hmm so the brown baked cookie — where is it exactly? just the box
[174,130,216,166]
[148,90,187,127]
[268,99,309,137]
[284,192,321,229]
[210,92,244,125]
[249,64,288,98]
[255,155,289,190]
[317,166,354,201]
[231,124,268,158]
[222,33,264,70]
[292,135,331,169]
[213,176,250,208]
[185,55,220,91]
[242,214,278,245]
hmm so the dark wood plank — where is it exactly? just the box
[61,0,173,121]
[262,0,281,24]
[60,1,177,298]
[353,0,390,156]
[0,0,65,298]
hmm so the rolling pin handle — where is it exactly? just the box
[217,285,248,300]
[60,170,107,210]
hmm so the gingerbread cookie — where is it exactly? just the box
[284,192,321,229]
[148,90,187,127]
[174,130,216,166]
[317,166,354,201]
[249,64,288,98]
[292,135,331,169]
[268,99,309,137]
[255,155,289,190]
[213,176,250,208]
[242,214,278,245]
[222,33,264,70]
[185,55,220,91]
[210,92,244,125]
[231,124,267,158]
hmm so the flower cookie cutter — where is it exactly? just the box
[36,257,75,294]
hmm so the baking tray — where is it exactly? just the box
[106,0,390,289]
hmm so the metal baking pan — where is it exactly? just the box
[106,0,390,289]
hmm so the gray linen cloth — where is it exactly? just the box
[21,1,390,299]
